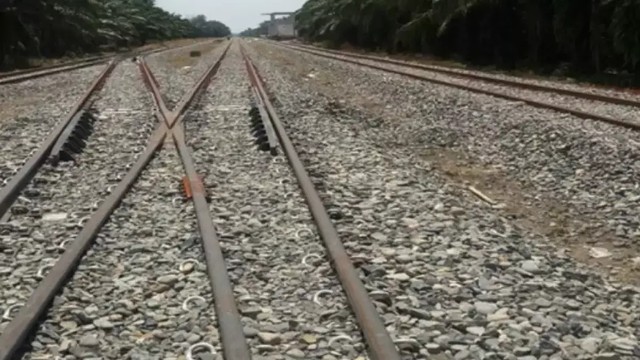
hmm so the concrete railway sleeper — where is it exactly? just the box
[3,36,640,360]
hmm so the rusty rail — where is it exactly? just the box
[0,39,213,86]
[0,124,168,360]
[286,42,640,108]
[0,58,109,85]
[0,41,232,360]
[280,43,640,131]
[0,60,117,220]
[138,42,251,359]
[240,44,402,360]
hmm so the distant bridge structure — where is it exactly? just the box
[261,12,296,39]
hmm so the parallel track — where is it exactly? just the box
[0,40,213,86]
[287,42,640,107]
[0,58,110,86]
[280,42,640,131]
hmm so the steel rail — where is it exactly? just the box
[280,43,640,131]
[171,121,251,360]
[0,39,231,360]
[0,39,214,86]
[0,60,117,219]
[0,59,109,85]
[0,122,169,360]
[0,56,104,80]
[138,41,251,359]
[286,42,640,108]
[239,44,402,360]
[136,41,231,123]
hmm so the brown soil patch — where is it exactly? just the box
[421,147,640,285]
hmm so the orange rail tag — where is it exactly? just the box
[181,176,205,199]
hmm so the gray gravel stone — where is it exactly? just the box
[182,43,366,358]
[79,334,99,347]
[246,39,640,359]
[4,43,231,360]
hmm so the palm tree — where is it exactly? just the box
[295,0,640,74]
[0,0,231,69]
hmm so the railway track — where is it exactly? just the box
[0,40,213,86]
[279,42,640,131]
[238,41,640,358]
[0,39,410,360]
[0,57,109,86]
[2,37,639,360]
[0,39,224,220]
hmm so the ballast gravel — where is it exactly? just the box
[22,147,216,360]
[0,64,107,184]
[183,43,367,359]
[288,43,640,103]
[246,41,640,359]
[0,60,156,336]
[252,41,640,281]
[145,40,228,108]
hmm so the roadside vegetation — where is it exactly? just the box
[0,0,231,69]
[294,0,640,83]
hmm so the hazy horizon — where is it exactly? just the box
[155,0,305,33]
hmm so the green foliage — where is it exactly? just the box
[240,21,270,37]
[295,0,640,74]
[0,0,230,69]
[189,15,231,38]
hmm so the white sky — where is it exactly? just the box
[155,0,306,33]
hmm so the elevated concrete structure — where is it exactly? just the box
[261,12,296,39]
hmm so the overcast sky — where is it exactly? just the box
[156,0,306,33]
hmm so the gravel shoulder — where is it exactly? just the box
[251,40,640,286]
[247,40,640,359]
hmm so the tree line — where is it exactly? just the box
[295,0,640,78]
[0,0,231,69]
[240,21,270,37]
